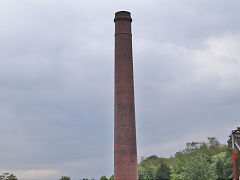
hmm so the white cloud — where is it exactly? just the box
[135,33,240,91]
[192,34,240,88]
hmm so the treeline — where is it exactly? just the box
[59,176,113,180]
[2,137,237,180]
[100,137,236,180]
[138,137,235,180]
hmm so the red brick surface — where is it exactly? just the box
[114,11,138,180]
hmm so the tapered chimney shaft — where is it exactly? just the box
[114,11,138,180]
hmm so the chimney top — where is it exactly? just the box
[114,11,132,22]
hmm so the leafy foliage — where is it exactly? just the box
[155,163,171,180]
[98,175,114,180]
[100,176,108,180]
[137,137,236,180]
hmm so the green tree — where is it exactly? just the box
[139,156,168,169]
[60,176,71,180]
[155,163,171,180]
[180,153,216,180]
[138,165,154,180]
[109,175,114,180]
[138,166,145,180]
[215,159,224,179]
[171,173,184,180]
[100,176,108,180]
[145,167,154,180]
[136,137,235,180]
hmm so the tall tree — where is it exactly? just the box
[155,163,171,180]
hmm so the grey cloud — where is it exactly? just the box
[0,0,240,179]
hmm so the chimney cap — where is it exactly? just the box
[114,11,132,22]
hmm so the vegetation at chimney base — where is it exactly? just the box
[99,137,237,180]
[137,136,236,180]
[2,137,236,180]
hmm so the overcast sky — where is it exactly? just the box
[0,0,240,179]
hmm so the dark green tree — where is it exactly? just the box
[215,159,224,179]
[155,163,171,180]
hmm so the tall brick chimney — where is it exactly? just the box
[114,11,138,180]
